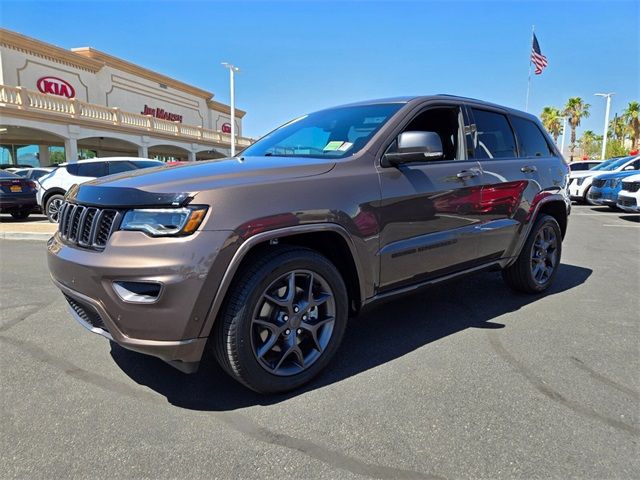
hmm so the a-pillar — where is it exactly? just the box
[64,138,78,163]
[38,145,50,166]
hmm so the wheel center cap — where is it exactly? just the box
[290,315,301,329]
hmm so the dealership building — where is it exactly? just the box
[0,28,251,165]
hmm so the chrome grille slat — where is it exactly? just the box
[57,201,119,251]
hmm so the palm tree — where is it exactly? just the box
[563,97,591,160]
[540,106,563,143]
[609,114,627,141]
[623,101,640,148]
[579,130,600,158]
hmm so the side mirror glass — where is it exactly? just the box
[382,131,444,167]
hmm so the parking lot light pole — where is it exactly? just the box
[595,93,615,160]
[222,62,240,157]
[560,116,568,158]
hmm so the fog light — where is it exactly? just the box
[113,281,162,304]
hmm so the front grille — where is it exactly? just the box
[618,197,637,207]
[64,294,108,332]
[623,182,640,193]
[592,179,606,188]
[58,202,120,250]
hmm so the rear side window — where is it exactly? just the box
[471,109,517,159]
[76,162,107,177]
[511,116,554,158]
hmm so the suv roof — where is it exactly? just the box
[334,95,539,122]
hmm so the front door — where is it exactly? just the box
[377,103,486,291]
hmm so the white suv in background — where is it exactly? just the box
[37,157,164,222]
[617,173,640,212]
[568,155,640,203]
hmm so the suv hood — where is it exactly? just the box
[594,170,639,181]
[69,156,336,207]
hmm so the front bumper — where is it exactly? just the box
[47,228,232,370]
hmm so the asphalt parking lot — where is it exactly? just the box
[1,204,638,480]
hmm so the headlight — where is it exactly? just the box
[120,206,208,236]
[576,177,585,186]
[612,179,621,188]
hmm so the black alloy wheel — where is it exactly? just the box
[502,214,562,293]
[214,246,348,394]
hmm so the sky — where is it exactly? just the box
[1,0,638,139]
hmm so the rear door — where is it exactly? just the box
[469,107,554,260]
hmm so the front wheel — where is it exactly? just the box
[45,194,65,223]
[502,214,562,294]
[213,247,348,394]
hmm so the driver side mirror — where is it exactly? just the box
[382,131,444,167]
[623,165,636,171]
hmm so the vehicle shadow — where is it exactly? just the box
[618,214,639,223]
[0,213,47,223]
[110,263,592,411]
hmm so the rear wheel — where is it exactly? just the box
[213,247,348,394]
[10,211,30,220]
[502,214,562,293]
[45,194,64,223]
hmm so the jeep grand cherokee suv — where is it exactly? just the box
[48,96,570,393]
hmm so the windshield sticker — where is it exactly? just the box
[337,142,353,152]
[323,141,344,151]
[363,116,386,124]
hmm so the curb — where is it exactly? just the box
[0,232,53,241]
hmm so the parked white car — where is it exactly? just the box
[616,173,640,212]
[37,157,164,222]
[568,160,602,172]
[568,155,640,203]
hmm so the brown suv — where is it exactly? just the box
[48,96,570,393]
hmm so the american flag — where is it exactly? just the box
[531,33,548,75]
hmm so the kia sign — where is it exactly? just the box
[221,123,232,134]
[36,77,75,99]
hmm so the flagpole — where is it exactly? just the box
[525,25,534,112]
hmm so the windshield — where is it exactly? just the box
[241,103,404,159]
[593,157,631,171]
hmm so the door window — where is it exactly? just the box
[471,109,517,159]
[108,161,138,175]
[388,106,464,161]
[76,162,107,177]
[510,116,554,157]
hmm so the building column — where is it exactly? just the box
[188,151,196,162]
[64,138,78,163]
[38,145,50,166]
[138,145,149,158]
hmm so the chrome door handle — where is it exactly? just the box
[521,165,537,173]
[456,169,480,179]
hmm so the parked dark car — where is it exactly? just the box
[48,95,570,393]
[0,170,38,219]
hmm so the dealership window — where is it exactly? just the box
[471,109,517,159]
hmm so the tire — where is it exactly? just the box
[583,186,594,205]
[45,194,65,223]
[10,211,30,220]
[502,214,562,294]
[213,246,348,394]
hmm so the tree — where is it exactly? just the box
[623,101,639,148]
[609,114,627,142]
[579,130,601,158]
[563,97,590,160]
[540,106,563,143]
